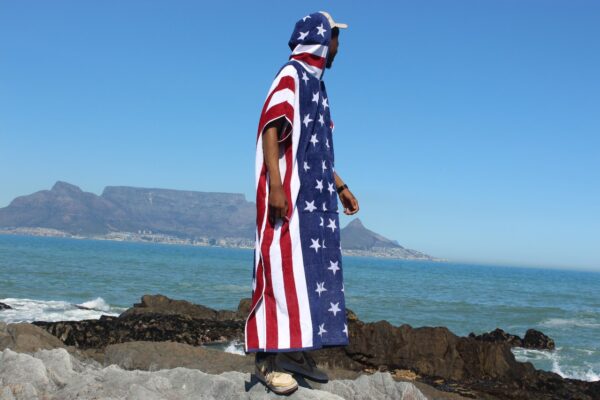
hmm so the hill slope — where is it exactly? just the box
[341,219,436,260]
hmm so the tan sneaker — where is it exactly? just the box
[255,353,298,395]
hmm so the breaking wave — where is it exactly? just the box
[513,347,599,382]
[539,317,600,329]
[0,297,123,323]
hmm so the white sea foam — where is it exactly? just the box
[512,347,556,362]
[513,347,600,382]
[540,317,600,329]
[78,297,112,311]
[223,340,245,356]
[0,297,121,324]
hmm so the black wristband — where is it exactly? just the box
[336,184,348,194]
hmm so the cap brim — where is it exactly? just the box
[333,22,348,29]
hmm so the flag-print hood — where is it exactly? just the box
[288,12,332,80]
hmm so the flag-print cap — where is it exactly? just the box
[319,11,348,29]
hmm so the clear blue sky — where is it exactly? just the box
[1,1,599,270]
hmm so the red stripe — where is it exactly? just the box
[279,141,302,348]
[260,216,278,349]
[256,76,296,141]
[256,164,267,230]
[247,164,268,350]
[247,69,299,351]
[245,258,263,349]
[290,52,326,69]
[260,102,294,140]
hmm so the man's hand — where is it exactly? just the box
[339,188,359,215]
[268,185,288,225]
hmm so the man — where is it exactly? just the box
[244,11,359,395]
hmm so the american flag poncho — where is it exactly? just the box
[244,12,349,353]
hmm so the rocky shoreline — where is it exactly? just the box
[2,294,599,399]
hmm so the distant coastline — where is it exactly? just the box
[0,181,441,261]
[0,227,444,261]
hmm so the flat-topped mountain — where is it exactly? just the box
[0,181,255,239]
[0,181,437,260]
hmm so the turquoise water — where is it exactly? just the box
[1,234,598,381]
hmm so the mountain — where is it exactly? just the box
[340,219,401,249]
[340,218,437,260]
[0,181,438,260]
[0,181,255,239]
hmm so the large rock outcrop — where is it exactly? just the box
[119,294,247,321]
[0,322,67,353]
[30,295,600,400]
[0,348,427,400]
[103,341,255,374]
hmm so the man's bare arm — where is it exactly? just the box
[334,172,359,215]
[263,118,288,224]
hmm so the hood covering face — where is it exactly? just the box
[288,12,332,80]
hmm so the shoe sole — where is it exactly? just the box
[277,359,329,383]
[254,366,298,395]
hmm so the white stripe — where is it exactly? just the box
[269,222,291,349]
[265,65,298,100]
[255,136,264,189]
[255,295,266,349]
[292,44,328,58]
[248,64,305,351]
[253,230,260,292]
[290,206,312,347]
[272,137,290,348]
[290,59,323,80]
[244,229,265,351]
[287,71,313,348]
[266,88,295,112]
[256,65,298,188]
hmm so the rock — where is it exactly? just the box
[0,350,50,388]
[393,369,419,381]
[310,320,527,381]
[29,295,600,399]
[0,348,428,399]
[0,322,67,353]
[523,328,555,350]
[33,313,244,349]
[104,341,255,373]
[120,294,243,321]
[315,372,428,400]
[0,302,12,310]
[468,328,524,347]
[468,327,555,351]
[311,320,599,399]
[237,297,251,318]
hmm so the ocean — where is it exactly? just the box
[0,234,598,382]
